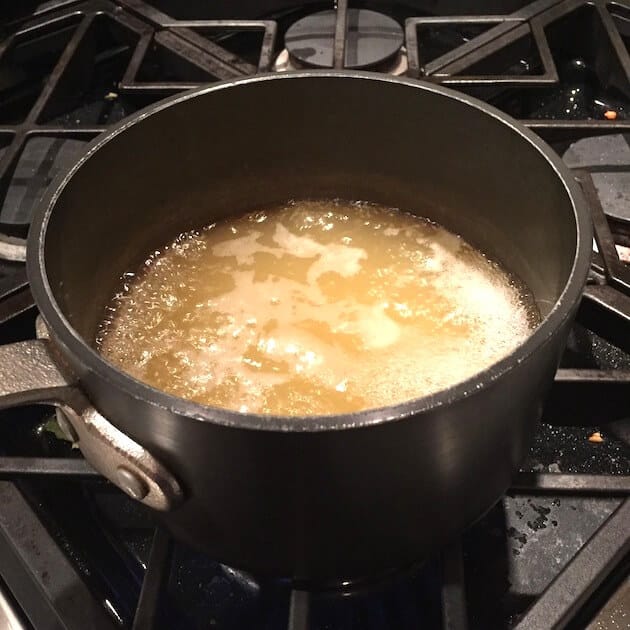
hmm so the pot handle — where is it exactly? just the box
[0,339,81,408]
[0,339,183,511]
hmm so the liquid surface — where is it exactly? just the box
[97,200,540,416]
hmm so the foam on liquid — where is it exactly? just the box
[97,200,540,416]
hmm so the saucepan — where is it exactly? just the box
[0,72,592,583]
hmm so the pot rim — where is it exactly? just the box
[27,71,593,432]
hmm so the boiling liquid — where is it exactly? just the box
[97,200,540,416]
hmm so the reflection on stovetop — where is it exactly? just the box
[0,2,629,630]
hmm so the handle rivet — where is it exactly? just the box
[116,466,149,500]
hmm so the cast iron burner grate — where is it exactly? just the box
[0,2,629,630]
[3,0,630,251]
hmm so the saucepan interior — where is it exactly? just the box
[33,73,584,417]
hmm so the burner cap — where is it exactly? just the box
[285,9,403,70]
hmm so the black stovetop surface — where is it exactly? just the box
[0,2,629,630]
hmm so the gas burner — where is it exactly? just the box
[564,133,630,261]
[276,9,406,74]
[273,46,409,76]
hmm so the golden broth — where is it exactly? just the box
[97,200,540,415]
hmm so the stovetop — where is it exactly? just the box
[0,2,629,630]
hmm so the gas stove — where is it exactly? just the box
[0,2,629,629]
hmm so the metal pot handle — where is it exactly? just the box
[0,338,183,511]
[0,339,81,407]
